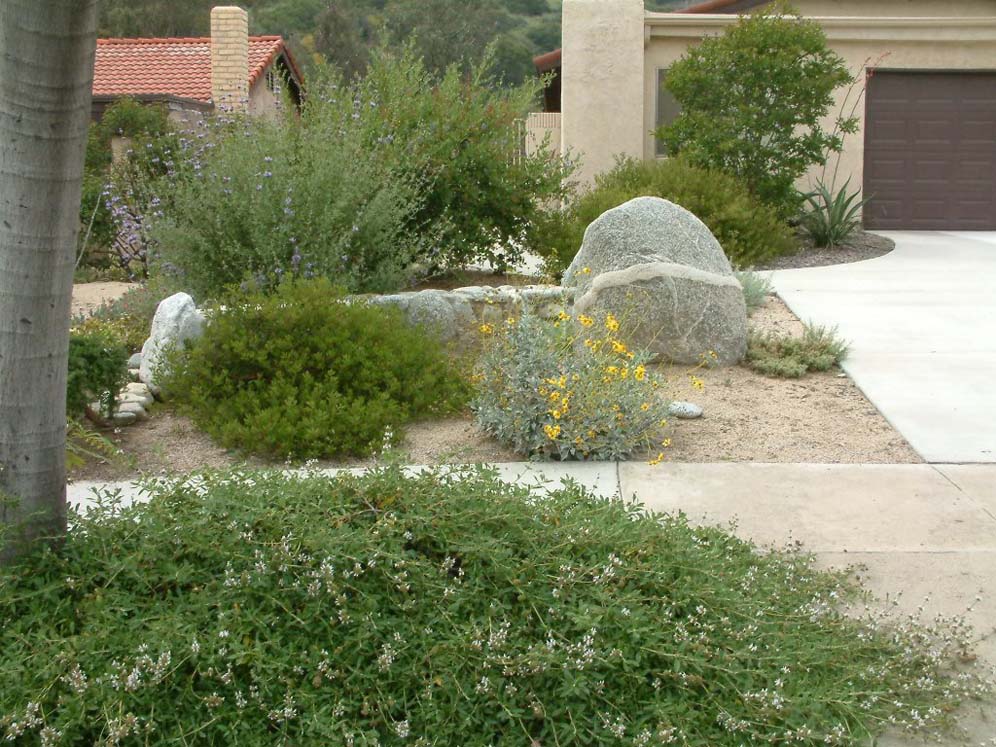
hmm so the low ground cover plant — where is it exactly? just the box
[161,278,469,459]
[735,269,773,316]
[534,158,795,278]
[747,323,850,378]
[1,466,987,744]
[473,311,671,461]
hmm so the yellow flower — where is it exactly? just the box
[578,315,594,327]
[659,418,669,427]
[605,365,619,377]
[548,390,561,403]
[550,409,562,420]
[579,266,592,275]
[611,340,628,355]
[478,323,494,335]
[558,311,572,322]
[506,317,517,326]
[634,365,646,382]
[620,367,629,379]
[641,402,651,412]
[689,375,705,391]
[661,438,672,448]
[649,452,665,466]
[584,338,596,349]
[605,313,620,332]
[543,424,561,440]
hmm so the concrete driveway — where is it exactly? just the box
[769,232,996,464]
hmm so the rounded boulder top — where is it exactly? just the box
[563,196,735,294]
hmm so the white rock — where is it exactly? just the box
[668,401,704,419]
[118,392,154,408]
[128,352,143,368]
[139,293,205,388]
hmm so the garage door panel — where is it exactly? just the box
[864,71,996,231]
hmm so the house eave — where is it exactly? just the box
[644,13,996,42]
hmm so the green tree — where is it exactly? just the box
[1,0,99,562]
[658,6,856,214]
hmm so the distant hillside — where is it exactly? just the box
[97,0,703,83]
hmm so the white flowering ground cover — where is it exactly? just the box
[1,466,988,745]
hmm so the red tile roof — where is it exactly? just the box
[93,35,290,103]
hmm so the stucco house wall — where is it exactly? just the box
[561,0,996,195]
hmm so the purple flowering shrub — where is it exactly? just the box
[143,44,571,298]
[146,104,424,298]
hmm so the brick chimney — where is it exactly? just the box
[211,6,249,112]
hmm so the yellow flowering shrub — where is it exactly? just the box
[472,312,672,461]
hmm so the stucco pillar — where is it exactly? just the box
[562,0,646,187]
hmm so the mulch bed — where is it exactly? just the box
[754,230,895,271]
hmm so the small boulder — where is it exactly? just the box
[563,197,747,365]
[139,293,205,388]
[668,401,704,420]
[111,409,138,426]
[127,352,143,369]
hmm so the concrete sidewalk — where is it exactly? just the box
[69,461,996,744]
[769,231,996,464]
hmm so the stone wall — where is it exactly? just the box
[366,284,572,348]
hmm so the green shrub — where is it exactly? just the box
[355,44,571,271]
[0,466,987,744]
[657,7,856,215]
[147,45,570,298]
[747,323,849,378]
[801,178,870,248]
[66,329,129,419]
[533,157,796,278]
[473,311,671,461]
[735,269,773,316]
[161,278,469,459]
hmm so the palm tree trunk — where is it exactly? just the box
[0,0,98,562]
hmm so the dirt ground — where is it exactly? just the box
[71,281,135,318]
[69,293,919,483]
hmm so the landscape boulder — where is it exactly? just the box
[564,196,747,365]
[139,292,205,388]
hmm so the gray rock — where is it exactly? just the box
[139,293,205,388]
[116,401,148,421]
[369,290,476,344]
[668,400,703,419]
[563,197,747,365]
[111,410,138,426]
[128,352,143,369]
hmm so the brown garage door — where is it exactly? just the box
[863,71,996,230]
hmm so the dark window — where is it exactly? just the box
[655,68,682,157]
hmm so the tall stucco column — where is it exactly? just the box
[562,0,646,187]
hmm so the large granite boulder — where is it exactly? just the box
[139,292,205,388]
[563,197,747,365]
